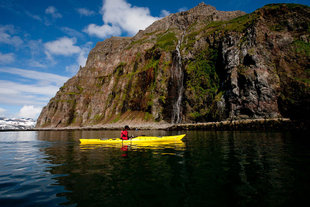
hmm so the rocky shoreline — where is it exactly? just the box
[30,118,309,131]
[166,118,309,131]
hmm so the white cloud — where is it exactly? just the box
[18,105,42,119]
[44,37,91,71]
[27,60,46,68]
[0,80,61,96]
[0,69,68,106]
[0,67,69,86]
[61,27,85,39]
[0,80,60,107]
[0,68,69,108]
[0,107,6,116]
[44,37,81,56]
[65,50,88,74]
[26,40,50,68]
[66,42,92,74]
[84,24,121,38]
[45,6,62,19]
[84,0,160,38]
[160,10,170,17]
[0,25,23,47]
[65,64,78,74]
[25,11,42,22]
[0,25,15,33]
[77,8,95,16]
[0,52,15,64]
[0,94,49,106]
[102,0,160,35]
[78,48,88,68]
[66,51,87,75]
[178,7,188,12]
[28,39,43,55]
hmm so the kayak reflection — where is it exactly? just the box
[120,145,129,158]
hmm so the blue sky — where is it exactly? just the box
[0,0,309,119]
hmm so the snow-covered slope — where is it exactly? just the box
[0,117,36,130]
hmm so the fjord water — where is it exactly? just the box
[0,130,309,207]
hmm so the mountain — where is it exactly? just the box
[36,3,310,128]
[0,117,36,130]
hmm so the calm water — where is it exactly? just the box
[0,130,309,207]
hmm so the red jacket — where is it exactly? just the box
[121,130,128,140]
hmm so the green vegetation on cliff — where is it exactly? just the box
[156,32,178,51]
[185,47,221,121]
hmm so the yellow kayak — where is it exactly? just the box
[80,134,186,145]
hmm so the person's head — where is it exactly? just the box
[124,125,130,130]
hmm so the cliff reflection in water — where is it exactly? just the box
[37,130,310,207]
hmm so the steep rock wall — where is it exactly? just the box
[36,3,310,128]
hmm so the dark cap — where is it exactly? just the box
[124,125,130,130]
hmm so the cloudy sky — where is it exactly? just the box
[0,0,309,119]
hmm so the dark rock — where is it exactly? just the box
[36,3,310,128]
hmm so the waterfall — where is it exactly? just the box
[171,34,184,124]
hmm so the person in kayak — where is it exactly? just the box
[121,125,130,140]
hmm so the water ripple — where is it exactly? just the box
[0,132,70,207]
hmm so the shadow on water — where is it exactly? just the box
[33,130,310,207]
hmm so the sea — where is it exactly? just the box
[0,130,309,207]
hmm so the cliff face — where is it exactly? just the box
[36,3,310,128]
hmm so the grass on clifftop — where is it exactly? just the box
[293,40,310,56]
[203,13,258,34]
[263,3,309,10]
[156,32,178,51]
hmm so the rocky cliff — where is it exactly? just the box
[36,3,310,128]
